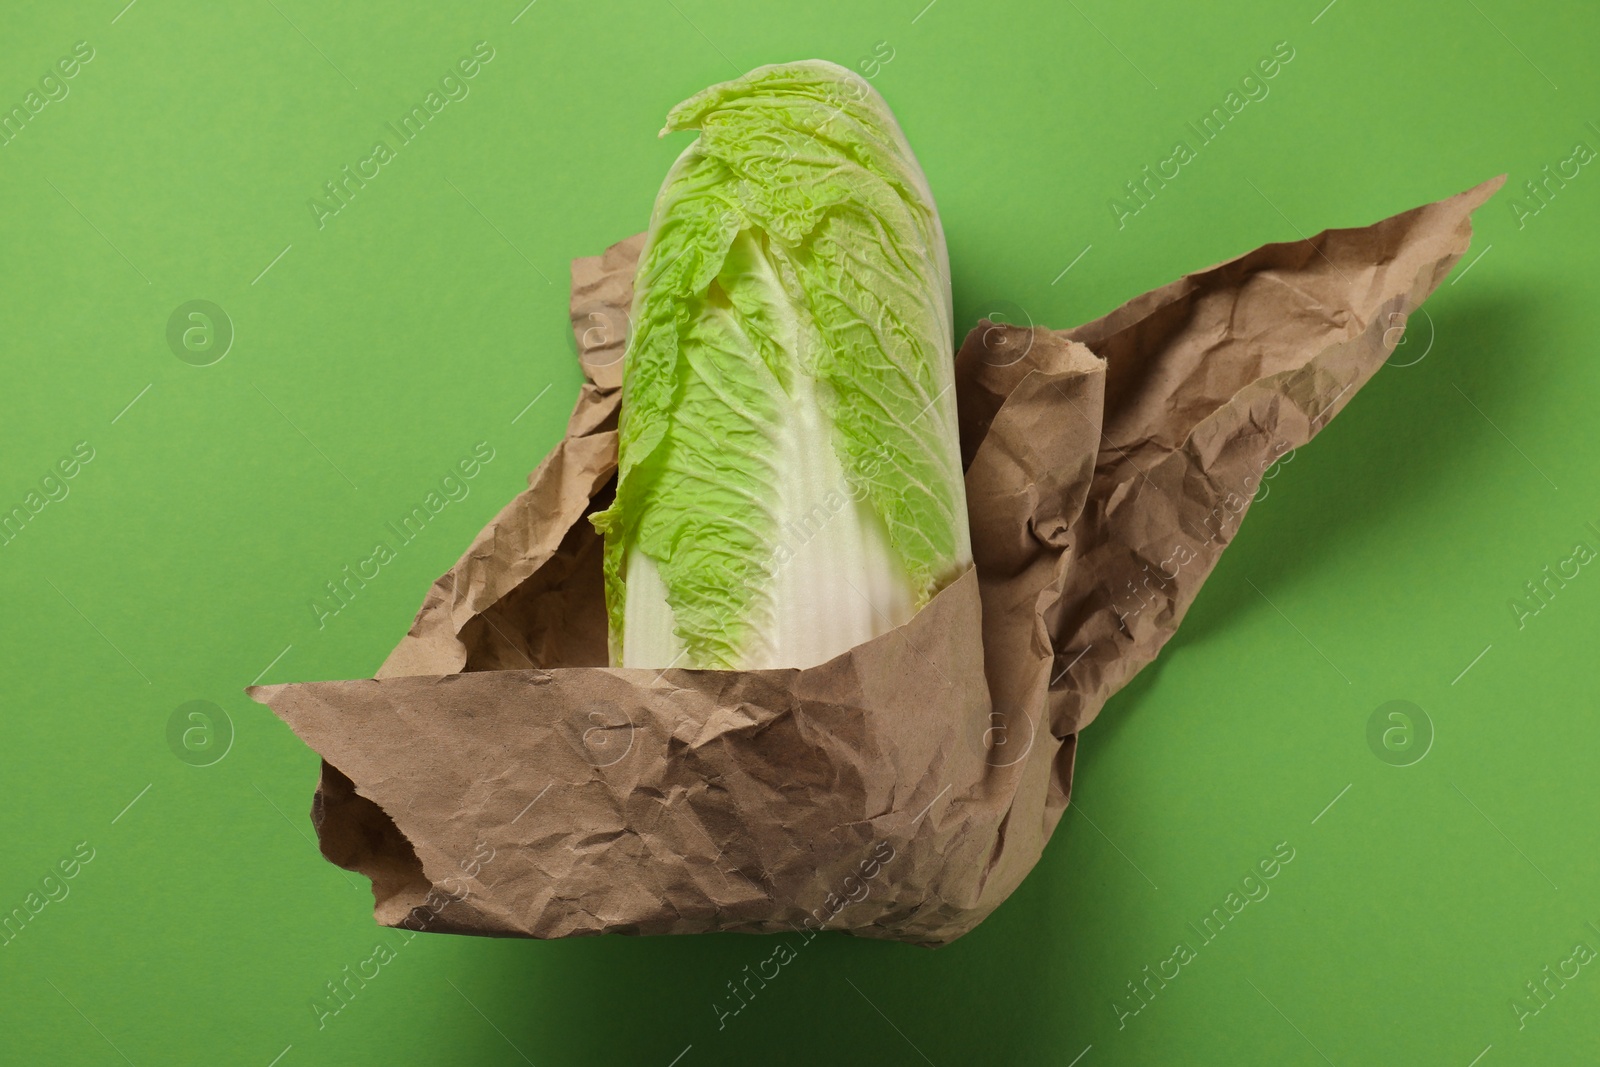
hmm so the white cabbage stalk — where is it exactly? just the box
[591,60,971,670]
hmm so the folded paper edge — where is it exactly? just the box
[1066,175,1505,348]
[249,565,991,942]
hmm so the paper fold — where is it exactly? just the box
[250,176,1501,945]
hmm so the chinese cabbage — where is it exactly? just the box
[590,59,970,670]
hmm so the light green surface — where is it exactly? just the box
[1,2,1594,1064]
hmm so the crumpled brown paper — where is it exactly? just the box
[250,176,1501,946]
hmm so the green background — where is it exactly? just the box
[2,0,1594,1063]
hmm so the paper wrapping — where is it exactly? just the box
[250,176,1502,946]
